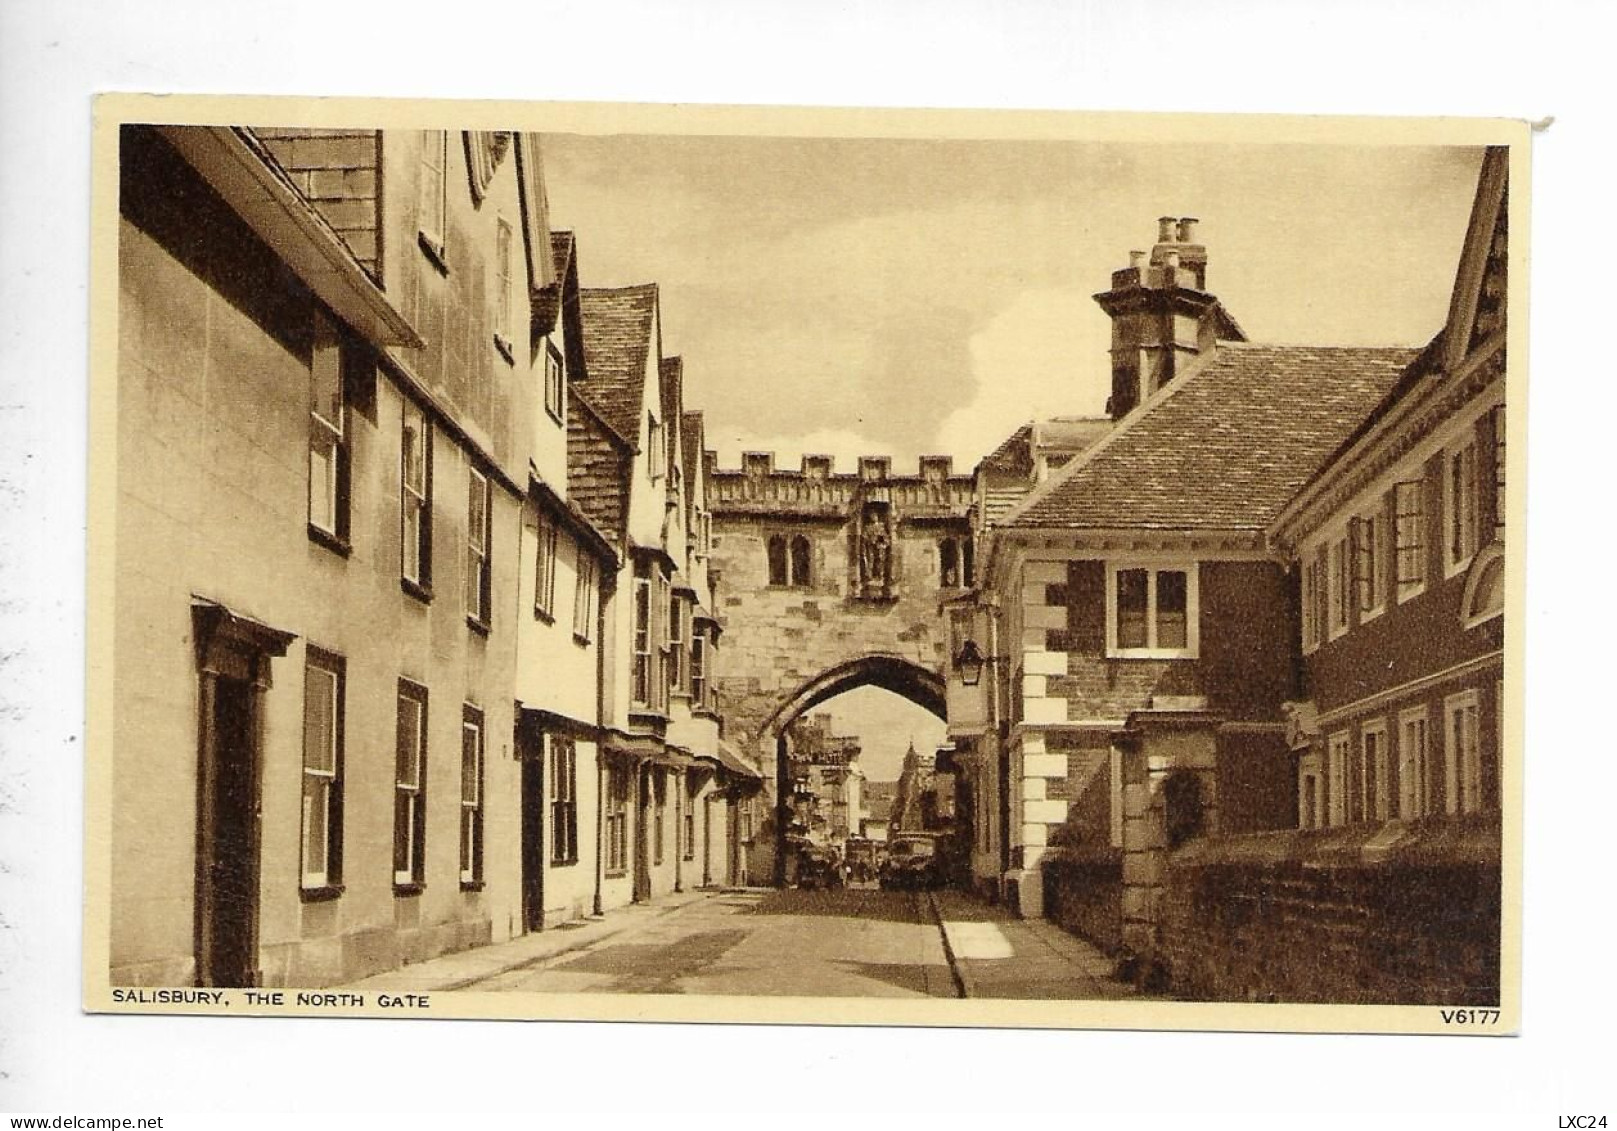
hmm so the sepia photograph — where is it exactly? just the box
[84,95,1524,1033]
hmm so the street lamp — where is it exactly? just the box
[954,638,986,687]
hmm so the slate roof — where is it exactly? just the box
[577,284,658,446]
[1004,343,1421,532]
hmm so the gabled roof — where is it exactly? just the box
[979,416,1113,478]
[660,356,684,479]
[577,284,659,446]
[681,410,706,524]
[1002,343,1420,533]
[981,424,1034,476]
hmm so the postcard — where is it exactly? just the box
[85,94,1526,1034]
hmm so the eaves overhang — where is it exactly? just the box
[158,125,423,350]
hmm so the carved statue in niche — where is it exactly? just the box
[859,505,891,596]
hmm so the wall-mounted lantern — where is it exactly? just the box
[954,638,986,687]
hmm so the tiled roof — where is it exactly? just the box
[577,284,658,445]
[1004,343,1421,532]
[681,411,705,502]
[566,386,633,542]
[549,230,575,283]
[981,424,1034,476]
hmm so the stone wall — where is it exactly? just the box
[707,455,973,756]
[1157,814,1502,1004]
[1042,847,1124,956]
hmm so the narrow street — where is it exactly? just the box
[467,888,959,998]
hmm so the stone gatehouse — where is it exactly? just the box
[705,451,973,875]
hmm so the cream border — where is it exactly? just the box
[84,92,1531,1036]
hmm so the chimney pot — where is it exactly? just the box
[1163,250,1181,271]
[1129,250,1147,269]
[1157,217,1177,243]
[1176,217,1199,243]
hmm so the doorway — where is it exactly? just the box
[520,742,545,932]
[633,764,652,903]
[196,674,259,987]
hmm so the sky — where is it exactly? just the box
[542,134,1485,471]
[542,133,1485,772]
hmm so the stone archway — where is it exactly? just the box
[704,450,974,885]
[756,653,946,886]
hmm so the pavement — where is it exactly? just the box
[341,883,1138,1000]
[342,886,719,993]
[928,887,1138,1000]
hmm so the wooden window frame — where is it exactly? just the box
[1104,562,1198,659]
[300,648,345,896]
[1398,706,1431,821]
[401,401,433,599]
[459,704,485,888]
[492,215,514,363]
[394,680,428,892]
[1326,731,1350,827]
[534,513,558,622]
[1444,689,1483,816]
[669,592,688,697]
[466,467,492,630]
[1354,512,1387,622]
[1359,718,1391,823]
[605,765,630,876]
[544,342,565,424]
[1445,439,1481,579]
[632,562,653,709]
[307,310,350,554]
[549,735,579,866]
[417,130,448,270]
[572,551,596,643]
[1394,478,1426,602]
[1327,532,1351,641]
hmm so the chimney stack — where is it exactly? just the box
[1094,215,1241,421]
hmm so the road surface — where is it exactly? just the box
[467,886,959,997]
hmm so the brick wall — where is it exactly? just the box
[1049,559,1296,721]
[1158,815,1501,1004]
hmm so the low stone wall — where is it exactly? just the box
[1158,813,1502,1004]
[1042,846,1125,957]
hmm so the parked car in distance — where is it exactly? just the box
[879,834,942,891]
[797,847,843,891]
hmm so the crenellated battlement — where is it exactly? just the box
[704,449,973,518]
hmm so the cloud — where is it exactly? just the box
[934,287,1111,467]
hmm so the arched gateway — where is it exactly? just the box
[704,450,974,883]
